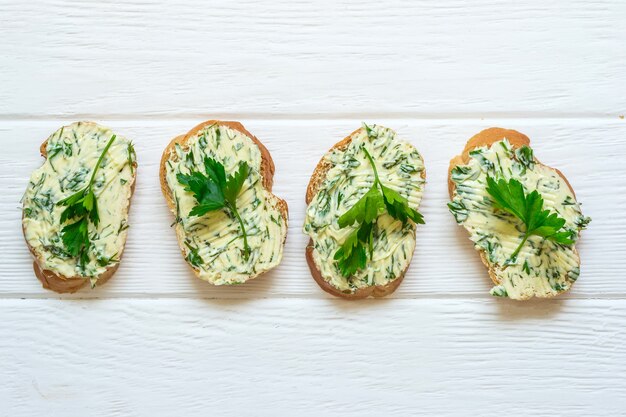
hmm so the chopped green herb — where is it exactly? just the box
[469,148,494,172]
[574,215,592,229]
[562,195,576,206]
[185,242,204,267]
[127,142,136,174]
[515,145,534,169]
[568,267,580,282]
[447,200,468,223]
[490,285,509,297]
[97,252,119,267]
[117,219,129,234]
[171,195,182,227]
[270,214,282,226]
[42,244,72,260]
[61,167,89,192]
[499,140,513,156]
[198,133,207,148]
[47,127,72,169]
[362,122,377,139]
[215,127,221,147]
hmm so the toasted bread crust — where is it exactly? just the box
[448,127,579,298]
[305,128,359,205]
[305,127,423,299]
[159,120,288,282]
[24,122,137,293]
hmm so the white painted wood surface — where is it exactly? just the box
[2,298,626,417]
[1,1,625,415]
[1,0,625,117]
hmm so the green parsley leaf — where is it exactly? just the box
[381,185,424,225]
[204,157,227,186]
[333,145,425,278]
[177,156,252,260]
[176,170,225,216]
[486,176,574,261]
[223,161,249,207]
[337,187,384,228]
[333,228,367,277]
[57,135,117,272]
[61,217,89,258]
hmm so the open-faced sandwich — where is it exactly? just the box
[304,123,426,299]
[160,120,288,285]
[448,127,591,300]
[22,122,137,293]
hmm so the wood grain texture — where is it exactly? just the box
[1,298,625,416]
[0,0,624,117]
[1,119,624,298]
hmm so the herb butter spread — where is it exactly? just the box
[303,125,425,293]
[164,124,287,285]
[449,138,590,300]
[22,122,136,282]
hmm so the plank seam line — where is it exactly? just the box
[1,293,625,301]
[0,113,622,122]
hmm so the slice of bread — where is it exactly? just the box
[448,127,590,300]
[160,120,288,285]
[304,124,426,299]
[22,122,137,293]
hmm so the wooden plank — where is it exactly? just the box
[1,298,624,416]
[0,118,623,298]
[0,0,624,117]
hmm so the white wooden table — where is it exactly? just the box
[1,1,625,415]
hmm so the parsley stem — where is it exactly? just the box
[362,147,381,185]
[87,135,117,190]
[230,205,250,260]
[509,232,529,262]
